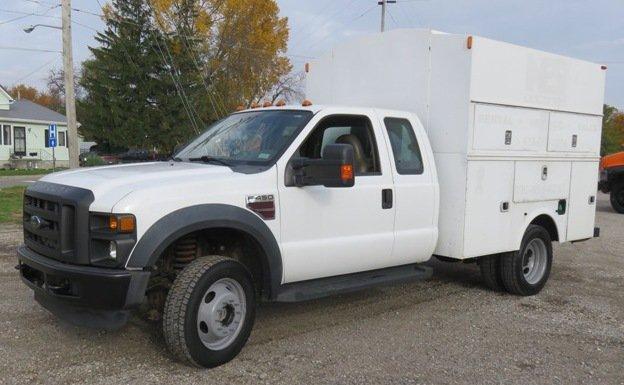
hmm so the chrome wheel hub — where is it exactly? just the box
[196,278,246,350]
[522,238,548,285]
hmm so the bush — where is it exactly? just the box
[83,153,106,167]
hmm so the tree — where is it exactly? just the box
[262,71,305,104]
[151,0,292,108]
[79,0,197,153]
[80,0,292,153]
[46,67,84,114]
[7,84,64,114]
[601,104,624,156]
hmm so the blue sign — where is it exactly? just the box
[48,124,57,148]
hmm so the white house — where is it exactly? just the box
[0,85,70,169]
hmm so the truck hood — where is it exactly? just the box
[39,162,233,211]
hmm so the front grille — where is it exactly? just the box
[23,194,74,259]
[22,182,93,265]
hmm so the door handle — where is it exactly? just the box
[382,189,393,209]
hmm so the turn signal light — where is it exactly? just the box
[341,164,354,182]
[109,214,135,233]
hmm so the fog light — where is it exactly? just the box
[109,241,117,260]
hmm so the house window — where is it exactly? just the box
[13,126,26,156]
[59,131,66,147]
[2,125,10,145]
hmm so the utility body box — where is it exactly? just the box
[306,29,606,259]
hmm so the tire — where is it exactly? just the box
[610,182,624,214]
[163,255,256,368]
[500,225,553,296]
[478,254,505,291]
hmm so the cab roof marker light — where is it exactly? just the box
[235,105,245,111]
[302,99,313,107]
[275,99,286,107]
[262,101,273,107]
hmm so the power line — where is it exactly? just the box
[13,56,59,84]
[304,3,377,54]
[0,46,61,53]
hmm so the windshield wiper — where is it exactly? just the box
[188,155,231,167]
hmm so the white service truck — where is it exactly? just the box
[17,29,605,368]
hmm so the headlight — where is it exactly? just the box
[89,213,137,267]
[109,241,117,260]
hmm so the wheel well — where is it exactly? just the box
[145,227,269,320]
[530,214,559,242]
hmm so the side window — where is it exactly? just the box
[298,115,381,175]
[2,125,10,145]
[384,117,424,175]
[59,131,66,147]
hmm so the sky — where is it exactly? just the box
[1,0,623,109]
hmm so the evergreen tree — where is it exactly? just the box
[79,0,200,153]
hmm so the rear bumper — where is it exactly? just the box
[17,245,149,328]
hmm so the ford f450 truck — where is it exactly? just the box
[17,30,605,367]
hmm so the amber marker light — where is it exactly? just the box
[467,35,473,49]
[263,101,273,107]
[109,214,135,233]
[302,99,313,107]
[275,99,286,107]
[341,164,354,182]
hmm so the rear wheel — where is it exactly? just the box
[163,256,255,368]
[478,254,505,291]
[500,225,552,296]
[610,182,624,214]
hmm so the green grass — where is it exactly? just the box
[0,186,25,223]
[0,168,56,176]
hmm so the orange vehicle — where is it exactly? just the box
[599,151,624,213]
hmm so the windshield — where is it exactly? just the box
[175,110,313,165]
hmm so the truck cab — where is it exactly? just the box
[17,105,439,367]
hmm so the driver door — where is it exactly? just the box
[276,109,396,283]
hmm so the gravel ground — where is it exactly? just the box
[0,194,622,385]
[0,175,39,189]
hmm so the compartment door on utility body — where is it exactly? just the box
[381,114,437,263]
[277,111,396,283]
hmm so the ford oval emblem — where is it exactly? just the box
[30,215,44,229]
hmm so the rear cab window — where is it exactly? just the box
[383,117,424,175]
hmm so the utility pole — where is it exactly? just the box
[378,0,396,32]
[62,0,79,168]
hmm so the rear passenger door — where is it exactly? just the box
[381,114,438,263]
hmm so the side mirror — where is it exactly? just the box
[287,144,355,188]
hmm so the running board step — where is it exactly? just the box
[274,264,432,302]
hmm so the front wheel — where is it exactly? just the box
[500,225,553,296]
[163,256,256,368]
[610,182,624,214]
